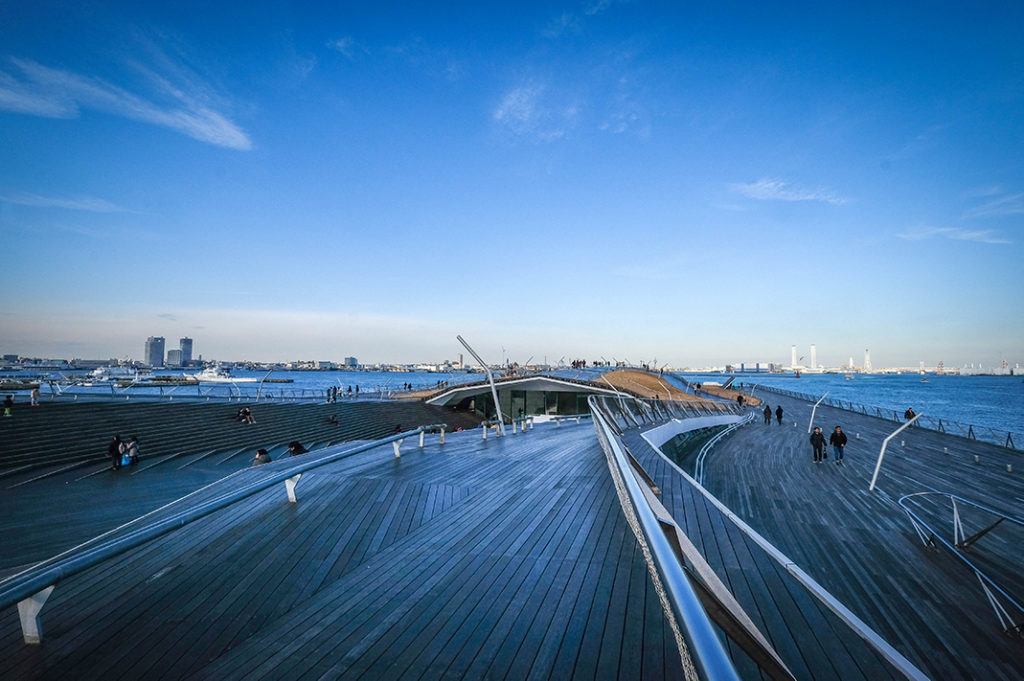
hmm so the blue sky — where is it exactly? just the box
[1,1,1022,368]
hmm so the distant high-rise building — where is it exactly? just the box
[145,336,166,367]
[810,344,817,370]
[864,349,872,372]
[791,345,797,368]
[167,349,182,366]
[179,337,193,365]
[343,357,358,367]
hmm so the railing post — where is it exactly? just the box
[18,586,54,644]
[285,474,301,502]
[440,428,445,444]
[870,414,922,491]
[419,430,425,448]
[808,392,829,432]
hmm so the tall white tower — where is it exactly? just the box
[810,344,817,370]
[791,345,797,368]
[864,349,872,372]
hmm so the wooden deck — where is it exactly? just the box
[693,392,1023,681]
[0,422,682,680]
[2,393,1020,680]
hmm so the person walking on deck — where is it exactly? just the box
[775,405,784,425]
[3,394,12,417]
[830,426,848,464]
[763,404,771,424]
[810,427,826,463]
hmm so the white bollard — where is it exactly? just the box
[440,428,445,444]
[482,426,487,440]
[1008,464,1013,473]
[900,440,905,447]
[419,431,425,448]
[944,447,948,454]
[974,455,980,464]
[856,433,860,439]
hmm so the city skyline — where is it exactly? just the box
[2,4,1022,368]
[3,333,1016,373]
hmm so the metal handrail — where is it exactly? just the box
[695,413,755,485]
[589,395,741,681]
[0,427,435,642]
[898,491,1024,633]
[748,383,1021,450]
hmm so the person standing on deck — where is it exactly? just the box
[775,405,784,425]
[810,427,826,463]
[830,426,848,464]
[108,434,123,470]
[126,436,140,465]
[763,404,771,424]
[2,394,12,417]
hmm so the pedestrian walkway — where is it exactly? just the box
[696,392,1023,681]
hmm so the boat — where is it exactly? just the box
[80,366,153,386]
[188,365,258,383]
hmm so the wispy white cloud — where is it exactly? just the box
[327,36,366,60]
[542,12,582,38]
[585,0,627,16]
[543,0,627,37]
[962,189,1024,219]
[0,56,251,150]
[731,178,847,205]
[493,82,578,142]
[886,123,949,163]
[384,37,463,82]
[0,191,127,212]
[896,226,1010,244]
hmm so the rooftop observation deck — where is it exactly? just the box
[0,387,1020,680]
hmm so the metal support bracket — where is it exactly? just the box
[18,585,54,644]
[393,438,404,458]
[285,473,301,503]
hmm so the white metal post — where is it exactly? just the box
[808,392,829,433]
[869,413,922,491]
[285,473,302,503]
[457,335,505,436]
[18,586,54,644]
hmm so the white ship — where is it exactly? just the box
[188,365,258,383]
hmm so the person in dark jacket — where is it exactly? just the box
[829,426,848,464]
[252,448,272,466]
[775,405,784,425]
[763,404,771,424]
[108,434,123,470]
[810,427,826,463]
[288,441,307,456]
